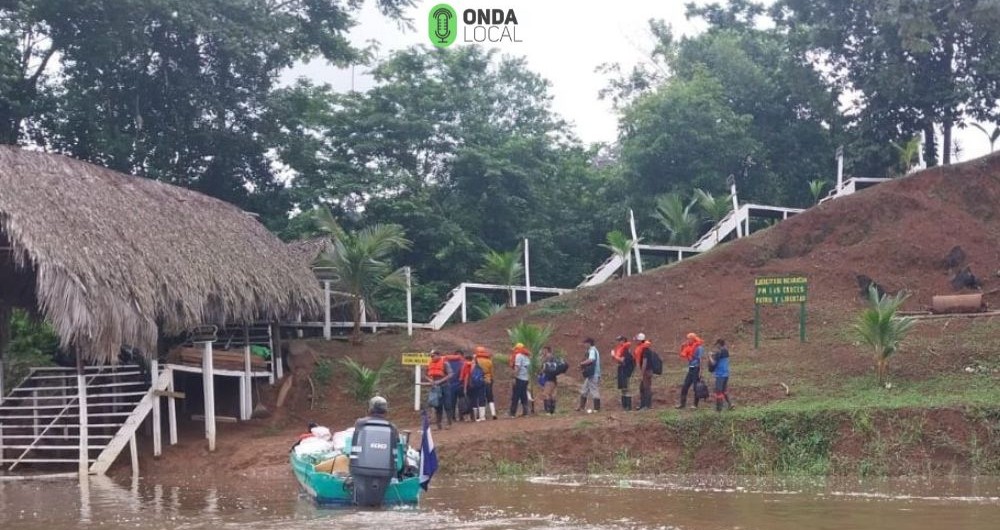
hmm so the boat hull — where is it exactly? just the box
[289,452,421,506]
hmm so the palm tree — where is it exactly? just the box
[654,192,700,245]
[890,136,921,174]
[507,321,554,376]
[599,230,638,277]
[476,247,524,306]
[970,123,1000,153]
[693,188,733,242]
[339,356,396,407]
[853,286,915,386]
[808,179,828,205]
[314,208,412,344]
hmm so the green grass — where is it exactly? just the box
[492,457,546,478]
[530,298,575,317]
[652,373,1000,477]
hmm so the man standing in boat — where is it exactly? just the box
[354,395,399,452]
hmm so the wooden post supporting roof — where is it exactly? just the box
[201,341,216,452]
[76,349,88,478]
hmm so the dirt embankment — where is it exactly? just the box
[132,154,1000,485]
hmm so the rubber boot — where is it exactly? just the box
[623,396,632,411]
[577,396,587,411]
[477,406,486,422]
[716,398,723,412]
[550,399,556,414]
[593,398,601,412]
[489,402,497,420]
[620,395,627,410]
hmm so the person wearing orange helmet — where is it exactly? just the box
[508,343,532,417]
[677,332,705,409]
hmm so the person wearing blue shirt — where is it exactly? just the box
[709,338,734,412]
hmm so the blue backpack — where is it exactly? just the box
[469,362,486,390]
[447,357,464,389]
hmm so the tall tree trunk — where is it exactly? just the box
[923,125,938,167]
[351,298,362,345]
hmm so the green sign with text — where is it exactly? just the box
[754,276,808,305]
[754,276,808,348]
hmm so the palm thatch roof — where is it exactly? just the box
[0,146,322,363]
[286,237,331,268]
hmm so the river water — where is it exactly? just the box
[0,474,998,529]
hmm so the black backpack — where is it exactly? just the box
[695,379,710,400]
[646,350,663,375]
[555,358,569,375]
[622,349,635,376]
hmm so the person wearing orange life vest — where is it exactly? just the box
[611,335,634,411]
[677,332,705,409]
[457,350,476,422]
[632,333,655,410]
[474,346,497,420]
[422,349,454,430]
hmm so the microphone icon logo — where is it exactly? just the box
[428,4,457,48]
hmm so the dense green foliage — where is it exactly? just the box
[2,309,58,390]
[3,0,1000,331]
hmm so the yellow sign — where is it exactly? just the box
[401,352,432,366]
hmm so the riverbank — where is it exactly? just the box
[127,157,1000,485]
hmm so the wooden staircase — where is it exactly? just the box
[0,365,151,473]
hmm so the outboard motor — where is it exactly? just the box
[349,418,397,507]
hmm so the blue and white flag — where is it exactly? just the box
[419,410,438,491]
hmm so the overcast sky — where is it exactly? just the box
[285,0,993,164]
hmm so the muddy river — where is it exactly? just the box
[0,474,998,529]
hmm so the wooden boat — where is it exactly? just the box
[289,437,422,506]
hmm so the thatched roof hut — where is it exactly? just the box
[0,146,322,363]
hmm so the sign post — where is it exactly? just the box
[754,276,808,349]
[402,352,432,411]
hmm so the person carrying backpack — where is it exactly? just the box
[466,349,487,421]
[677,332,704,409]
[611,335,634,411]
[444,351,465,422]
[577,338,601,413]
[539,346,561,415]
[633,333,655,410]
[708,338,734,412]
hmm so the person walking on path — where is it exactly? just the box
[509,343,532,417]
[633,333,654,410]
[539,346,561,415]
[709,338,734,412]
[611,335,634,411]
[577,338,601,413]
[677,333,704,409]
[474,346,497,420]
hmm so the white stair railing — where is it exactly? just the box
[89,369,170,475]
[427,285,466,330]
[578,254,625,288]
